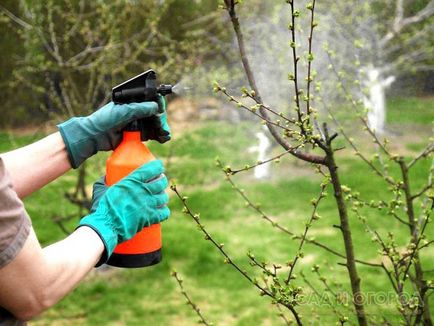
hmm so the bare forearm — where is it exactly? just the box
[1,132,71,198]
[0,227,104,320]
[41,227,104,303]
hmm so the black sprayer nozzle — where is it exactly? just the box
[157,84,173,96]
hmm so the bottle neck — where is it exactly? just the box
[125,120,139,131]
[123,131,142,142]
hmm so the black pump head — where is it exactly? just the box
[112,70,172,142]
[112,69,173,104]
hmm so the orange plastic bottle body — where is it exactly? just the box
[105,131,162,268]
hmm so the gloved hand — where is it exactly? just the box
[78,160,170,265]
[140,96,171,144]
[58,97,171,169]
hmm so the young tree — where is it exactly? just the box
[172,1,433,325]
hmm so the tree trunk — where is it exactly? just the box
[362,65,395,134]
[248,130,272,179]
[326,149,367,326]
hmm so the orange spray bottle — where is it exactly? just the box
[105,70,172,268]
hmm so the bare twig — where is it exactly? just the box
[218,87,293,133]
[0,4,32,29]
[222,0,326,165]
[411,182,433,200]
[172,183,303,325]
[226,148,297,175]
[319,97,397,186]
[305,0,317,122]
[217,159,381,268]
[300,270,349,323]
[325,52,396,161]
[286,179,329,284]
[408,143,434,169]
[275,304,292,326]
[244,91,296,124]
[171,271,213,326]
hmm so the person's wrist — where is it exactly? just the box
[73,226,105,265]
[58,117,79,168]
[77,213,118,266]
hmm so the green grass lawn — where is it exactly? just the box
[387,96,433,125]
[1,96,433,325]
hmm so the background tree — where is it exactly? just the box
[318,0,434,134]
[0,0,224,228]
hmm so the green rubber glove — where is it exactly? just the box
[158,96,171,141]
[79,160,170,265]
[58,99,170,169]
[139,96,171,144]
